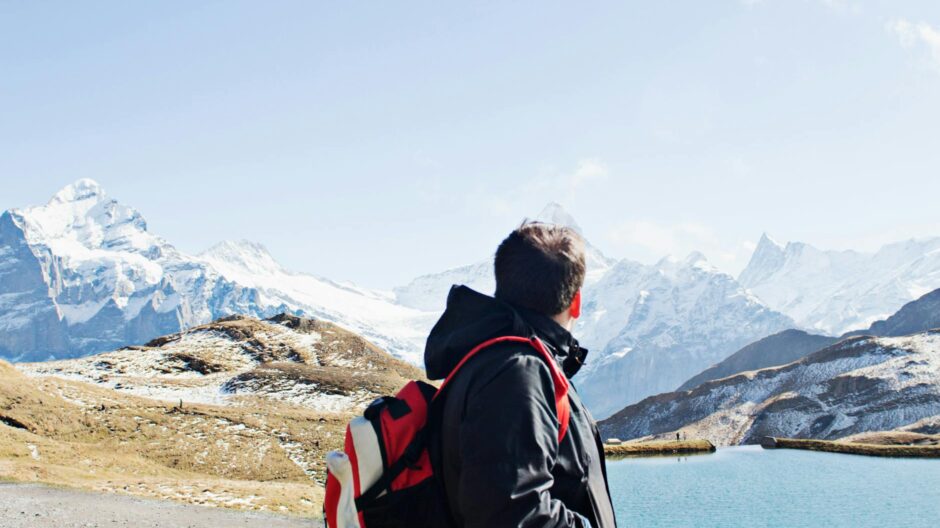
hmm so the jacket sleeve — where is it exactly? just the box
[453,352,592,528]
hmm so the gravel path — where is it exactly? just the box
[0,483,318,528]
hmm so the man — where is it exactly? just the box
[425,222,618,528]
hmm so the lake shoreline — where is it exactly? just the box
[604,439,716,458]
[761,437,940,458]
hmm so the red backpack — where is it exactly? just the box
[323,335,571,528]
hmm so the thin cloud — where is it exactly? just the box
[467,158,610,217]
[567,158,609,190]
[607,220,755,275]
[888,19,940,69]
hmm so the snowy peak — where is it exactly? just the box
[51,178,106,204]
[12,179,152,252]
[758,232,783,252]
[649,251,715,278]
[738,233,786,287]
[738,233,940,335]
[394,203,616,312]
[1,181,429,363]
[681,250,713,271]
[535,202,583,234]
[200,240,284,277]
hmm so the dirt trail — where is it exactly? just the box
[0,483,317,528]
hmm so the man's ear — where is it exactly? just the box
[569,290,582,320]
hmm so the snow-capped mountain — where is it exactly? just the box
[575,252,794,418]
[678,286,940,393]
[739,233,940,335]
[393,261,494,312]
[2,180,785,410]
[194,239,434,361]
[0,180,430,363]
[393,206,793,417]
[599,330,940,446]
[10,179,940,425]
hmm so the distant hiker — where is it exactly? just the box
[426,222,617,527]
[677,432,681,442]
[324,222,617,528]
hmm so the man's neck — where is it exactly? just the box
[551,312,573,331]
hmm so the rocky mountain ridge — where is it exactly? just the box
[0,180,430,363]
[739,233,940,335]
[678,286,940,393]
[392,208,795,416]
[600,317,940,446]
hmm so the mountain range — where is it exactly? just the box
[0,179,431,363]
[599,286,940,444]
[4,180,940,418]
[739,233,940,335]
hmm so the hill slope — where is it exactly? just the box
[20,313,422,413]
[678,287,940,393]
[677,329,838,392]
[599,331,940,446]
[2,313,420,516]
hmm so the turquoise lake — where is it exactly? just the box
[607,446,940,527]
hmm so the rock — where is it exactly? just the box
[760,436,778,449]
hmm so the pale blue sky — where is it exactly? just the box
[2,1,940,288]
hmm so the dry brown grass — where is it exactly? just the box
[841,430,940,446]
[761,436,940,458]
[0,314,430,519]
[604,439,716,458]
[0,358,354,518]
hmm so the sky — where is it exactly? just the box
[2,0,940,289]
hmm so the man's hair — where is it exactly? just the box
[494,221,586,315]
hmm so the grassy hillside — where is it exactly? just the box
[0,314,426,518]
[0,357,352,515]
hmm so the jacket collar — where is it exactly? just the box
[510,302,589,379]
[424,286,588,380]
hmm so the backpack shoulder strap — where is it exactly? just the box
[433,336,571,442]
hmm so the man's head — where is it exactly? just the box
[494,221,586,328]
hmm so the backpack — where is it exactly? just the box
[323,335,572,528]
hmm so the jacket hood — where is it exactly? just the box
[424,285,588,380]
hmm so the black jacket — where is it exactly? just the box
[425,286,617,528]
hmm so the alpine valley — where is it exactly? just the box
[4,180,940,422]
